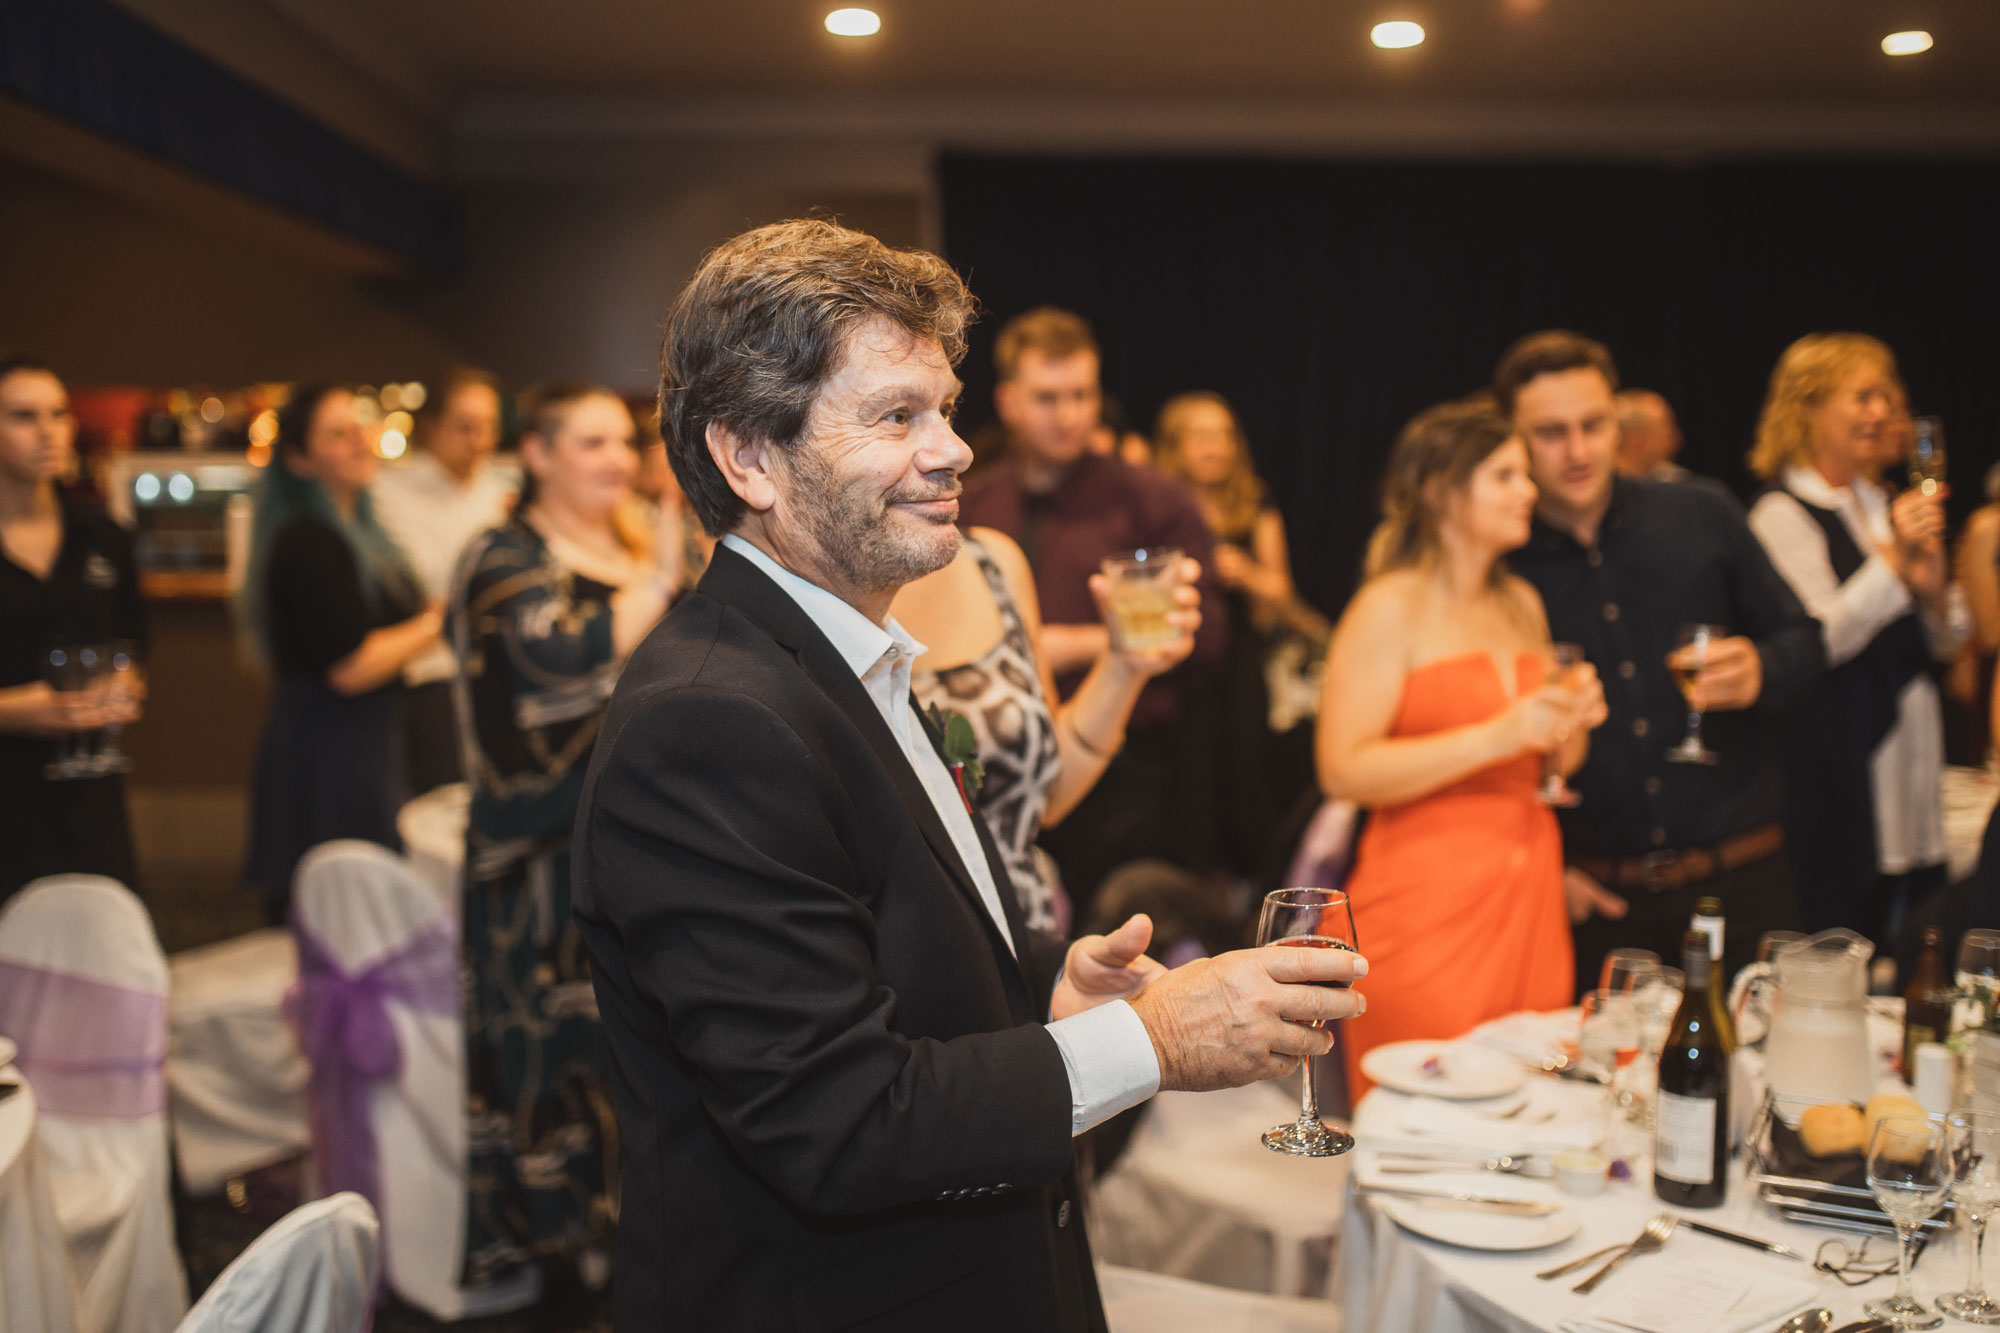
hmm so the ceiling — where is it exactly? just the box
[316,0,1998,106]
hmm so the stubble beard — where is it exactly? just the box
[782,445,961,600]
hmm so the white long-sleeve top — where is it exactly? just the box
[1748,465,1969,873]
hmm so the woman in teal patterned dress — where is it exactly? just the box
[448,384,670,1289]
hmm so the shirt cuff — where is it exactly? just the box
[1046,1000,1162,1136]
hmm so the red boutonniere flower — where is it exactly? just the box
[923,703,986,815]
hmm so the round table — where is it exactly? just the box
[0,1068,81,1333]
[1338,1075,1993,1333]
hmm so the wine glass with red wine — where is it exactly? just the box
[1257,887,1359,1157]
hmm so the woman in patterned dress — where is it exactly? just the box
[448,384,670,1290]
[892,525,1201,934]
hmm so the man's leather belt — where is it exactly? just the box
[1573,823,1785,894]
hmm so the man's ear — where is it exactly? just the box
[706,422,779,514]
[993,378,1018,426]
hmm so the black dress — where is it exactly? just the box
[244,513,420,921]
[0,496,147,904]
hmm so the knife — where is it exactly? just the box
[1359,1184,1561,1215]
[1672,1216,1805,1259]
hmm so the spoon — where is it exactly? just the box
[1771,1311,1831,1333]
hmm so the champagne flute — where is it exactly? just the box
[1941,1108,2000,1324]
[92,640,139,775]
[1865,1115,1952,1329]
[1665,623,1724,765]
[1536,642,1585,807]
[1257,887,1358,1158]
[1909,417,1946,498]
[42,644,84,780]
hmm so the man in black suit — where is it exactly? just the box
[571,219,1367,1331]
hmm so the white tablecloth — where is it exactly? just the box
[397,783,469,906]
[1942,763,1998,883]
[0,1070,81,1333]
[1339,1075,1993,1333]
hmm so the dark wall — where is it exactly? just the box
[939,153,2000,617]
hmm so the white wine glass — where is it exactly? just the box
[1909,417,1946,497]
[1599,947,1662,995]
[1941,1108,2000,1324]
[42,644,86,780]
[1665,623,1724,765]
[90,640,139,775]
[1866,1115,1952,1329]
[1625,966,1685,1130]
[1536,642,1586,807]
[1257,887,1357,1158]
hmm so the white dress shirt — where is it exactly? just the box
[371,453,516,686]
[1749,466,1970,872]
[720,535,1159,1133]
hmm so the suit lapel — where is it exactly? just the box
[696,547,1033,1004]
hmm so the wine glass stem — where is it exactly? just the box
[1299,1052,1320,1125]
[1971,1215,1989,1298]
[1897,1221,1918,1303]
[1685,708,1703,746]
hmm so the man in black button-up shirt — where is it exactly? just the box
[1497,331,1823,988]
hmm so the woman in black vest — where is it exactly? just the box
[1746,333,1966,944]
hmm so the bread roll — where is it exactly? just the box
[1798,1102,1866,1157]
[1864,1094,1934,1163]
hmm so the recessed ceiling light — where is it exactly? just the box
[825,8,881,38]
[1881,30,1933,56]
[1371,21,1426,50]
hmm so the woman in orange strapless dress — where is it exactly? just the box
[1316,400,1607,1097]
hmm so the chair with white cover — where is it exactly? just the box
[1099,1263,1342,1332]
[0,874,189,1333]
[174,1192,379,1333]
[166,928,310,1195]
[289,840,539,1320]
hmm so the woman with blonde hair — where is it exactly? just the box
[1154,391,1324,874]
[1747,333,1967,941]
[1318,399,1604,1095]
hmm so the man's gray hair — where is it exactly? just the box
[659,218,977,536]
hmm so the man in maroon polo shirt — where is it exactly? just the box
[960,308,1225,923]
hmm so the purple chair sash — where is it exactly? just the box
[285,916,458,1229]
[0,959,167,1118]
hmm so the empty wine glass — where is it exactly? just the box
[1599,948,1662,995]
[1866,1114,1952,1329]
[1960,930,2000,1035]
[1626,966,1685,1129]
[1256,887,1358,1158]
[42,644,85,780]
[90,640,139,775]
[1536,642,1586,808]
[1666,623,1724,764]
[1941,1108,2000,1324]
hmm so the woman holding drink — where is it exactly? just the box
[892,531,1200,932]
[1317,399,1605,1095]
[1746,333,1967,942]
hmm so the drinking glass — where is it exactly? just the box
[1099,547,1183,653]
[1599,948,1662,995]
[1665,623,1724,765]
[1625,966,1685,1129]
[1256,887,1358,1158]
[42,645,85,780]
[1960,930,2000,1034]
[1865,1114,1953,1329]
[1578,988,1642,1080]
[1909,417,1946,497]
[1941,1108,2000,1324]
[1536,642,1586,807]
[89,640,139,775]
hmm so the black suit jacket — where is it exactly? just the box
[572,543,1107,1332]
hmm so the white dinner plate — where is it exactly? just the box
[0,1036,14,1069]
[1362,1039,1526,1100]
[1374,1193,1581,1251]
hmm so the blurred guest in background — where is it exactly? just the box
[892,527,1200,934]
[1153,390,1323,877]
[1319,400,1598,1095]
[371,366,513,796]
[448,382,663,1290]
[629,410,711,601]
[1501,330,1822,989]
[1614,389,1687,481]
[241,385,439,923]
[1747,333,1966,942]
[1088,393,1153,469]
[960,308,1223,919]
[1947,463,2000,765]
[0,355,146,902]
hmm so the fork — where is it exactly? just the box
[1572,1214,1676,1294]
[1535,1240,1629,1281]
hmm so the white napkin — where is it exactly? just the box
[1558,1262,1819,1333]
[1399,1095,1601,1154]
[1464,1009,1575,1066]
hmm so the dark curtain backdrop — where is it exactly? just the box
[938,152,2000,618]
